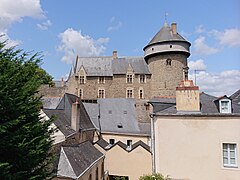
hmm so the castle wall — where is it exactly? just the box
[66,74,152,100]
[147,53,188,97]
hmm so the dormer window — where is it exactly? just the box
[220,99,231,113]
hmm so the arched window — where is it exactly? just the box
[166,58,172,66]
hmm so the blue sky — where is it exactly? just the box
[1,0,239,96]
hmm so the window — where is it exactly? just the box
[223,143,237,167]
[78,89,83,99]
[80,75,85,84]
[139,89,144,99]
[109,139,115,145]
[127,140,132,147]
[166,58,172,66]
[139,75,145,83]
[220,100,231,113]
[127,74,133,84]
[98,89,105,98]
[127,89,133,98]
[98,77,105,84]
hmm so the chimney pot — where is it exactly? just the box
[71,100,80,131]
[113,50,118,60]
[171,22,177,35]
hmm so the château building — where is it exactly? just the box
[63,22,191,100]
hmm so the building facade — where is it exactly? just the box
[150,80,240,180]
[54,22,191,101]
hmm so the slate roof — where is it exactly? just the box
[151,92,240,115]
[144,22,190,49]
[95,139,151,152]
[42,93,95,137]
[69,56,151,78]
[83,98,150,136]
[112,57,151,74]
[41,97,62,109]
[57,141,104,179]
[76,56,113,76]
[231,89,240,104]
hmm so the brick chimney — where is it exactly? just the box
[113,50,118,60]
[71,98,80,131]
[171,22,177,35]
[176,80,200,112]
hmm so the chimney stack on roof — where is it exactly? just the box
[176,80,200,112]
[71,98,80,131]
[171,22,177,35]
[113,50,118,60]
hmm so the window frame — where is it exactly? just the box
[98,76,105,84]
[139,74,146,83]
[219,99,231,113]
[126,74,133,84]
[79,75,85,84]
[78,88,83,99]
[139,88,144,99]
[126,88,134,98]
[98,88,105,98]
[109,139,115,145]
[223,143,237,168]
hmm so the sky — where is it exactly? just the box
[0,0,239,96]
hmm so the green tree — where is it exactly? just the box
[139,173,171,180]
[0,42,54,179]
[36,67,54,86]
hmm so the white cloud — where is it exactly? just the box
[57,28,109,63]
[189,70,240,96]
[37,20,52,30]
[195,24,205,34]
[107,16,122,32]
[210,28,240,47]
[0,0,44,32]
[188,59,207,71]
[110,16,115,23]
[193,36,219,55]
[107,21,122,32]
[0,0,45,47]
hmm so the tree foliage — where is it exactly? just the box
[0,42,54,179]
[139,173,171,180]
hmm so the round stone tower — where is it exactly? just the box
[143,22,191,98]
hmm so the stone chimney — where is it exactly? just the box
[176,80,200,112]
[113,50,118,60]
[171,22,177,35]
[71,98,80,131]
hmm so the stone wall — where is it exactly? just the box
[65,74,152,100]
[147,53,188,97]
[39,84,66,97]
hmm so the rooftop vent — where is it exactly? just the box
[117,123,123,128]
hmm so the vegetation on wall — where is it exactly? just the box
[139,173,171,180]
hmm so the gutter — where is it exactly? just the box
[150,113,156,174]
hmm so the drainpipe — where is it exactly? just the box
[150,113,156,174]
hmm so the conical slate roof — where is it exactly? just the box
[145,23,189,49]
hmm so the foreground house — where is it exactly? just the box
[83,98,152,179]
[57,141,105,180]
[150,80,240,180]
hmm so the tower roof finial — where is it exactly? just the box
[164,11,168,27]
